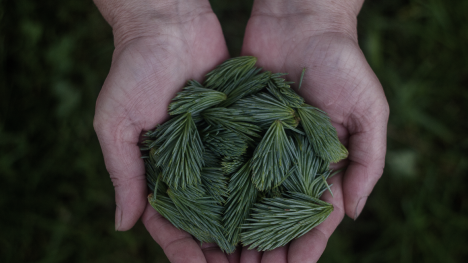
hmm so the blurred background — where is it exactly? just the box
[1,0,467,262]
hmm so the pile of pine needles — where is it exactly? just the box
[142,56,348,253]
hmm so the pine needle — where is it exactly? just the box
[282,135,334,198]
[202,107,261,141]
[223,160,259,246]
[169,85,227,115]
[205,56,257,90]
[201,167,228,205]
[240,192,333,251]
[296,105,348,163]
[149,113,205,190]
[251,120,297,191]
[232,92,299,129]
[267,73,304,107]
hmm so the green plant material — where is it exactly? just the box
[232,92,299,129]
[267,73,304,107]
[201,167,228,205]
[202,127,248,157]
[223,160,258,246]
[168,84,227,115]
[251,120,297,191]
[202,107,261,141]
[240,192,333,251]
[203,147,221,167]
[146,113,205,190]
[221,155,246,175]
[205,56,257,90]
[169,185,234,253]
[143,56,347,253]
[218,70,271,107]
[296,105,348,163]
[148,176,213,243]
[282,135,333,197]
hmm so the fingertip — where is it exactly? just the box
[288,230,328,263]
[142,203,207,263]
[114,176,148,231]
[354,196,368,220]
[240,247,263,263]
[201,243,230,263]
[260,245,288,263]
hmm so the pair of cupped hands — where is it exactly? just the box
[93,0,389,262]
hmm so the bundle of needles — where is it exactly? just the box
[142,56,348,253]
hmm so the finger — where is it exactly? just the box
[200,243,229,263]
[142,203,207,263]
[260,245,288,263]
[94,117,147,231]
[240,247,263,263]
[288,173,345,263]
[227,247,241,263]
[342,105,389,220]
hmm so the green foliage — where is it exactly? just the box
[145,113,205,190]
[202,107,261,140]
[241,192,333,251]
[168,84,227,115]
[148,172,234,253]
[223,160,259,245]
[218,70,271,107]
[267,73,304,107]
[205,56,257,90]
[251,120,297,191]
[282,135,333,197]
[221,155,246,175]
[296,105,348,163]
[201,167,228,205]
[202,127,248,157]
[233,92,299,129]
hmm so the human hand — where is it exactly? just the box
[93,1,237,262]
[240,0,389,262]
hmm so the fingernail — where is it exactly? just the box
[115,205,122,231]
[354,196,368,221]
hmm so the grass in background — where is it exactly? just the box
[0,0,467,262]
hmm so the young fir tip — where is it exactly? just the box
[142,56,347,252]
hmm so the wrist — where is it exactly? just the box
[94,0,212,47]
[251,0,363,39]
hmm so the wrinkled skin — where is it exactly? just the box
[94,2,389,263]
[93,7,237,263]
[237,6,389,263]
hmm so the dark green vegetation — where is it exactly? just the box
[1,0,467,262]
[143,57,341,252]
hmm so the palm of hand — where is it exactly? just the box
[94,12,232,263]
[239,14,389,262]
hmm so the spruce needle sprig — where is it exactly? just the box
[148,113,205,190]
[223,160,259,246]
[202,107,261,140]
[168,85,227,115]
[168,185,235,253]
[240,192,333,251]
[201,167,228,205]
[233,92,299,129]
[267,73,304,107]
[296,105,348,163]
[205,56,257,90]
[282,134,334,197]
[251,120,297,191]
[202,128,248,158]
[221,155,246,175]
[218,70,271,107]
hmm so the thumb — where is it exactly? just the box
[94,117,147,231]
